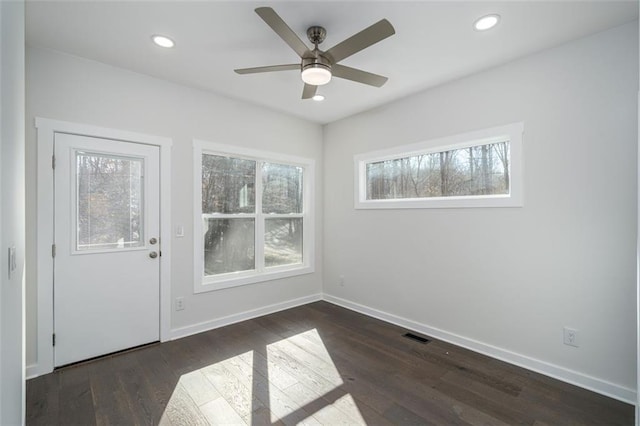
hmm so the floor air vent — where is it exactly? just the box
[403,332,430,344]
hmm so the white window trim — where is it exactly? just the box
[193,139,315,293]
[354,122,524,209]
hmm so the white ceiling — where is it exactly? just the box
[26,1,638,124]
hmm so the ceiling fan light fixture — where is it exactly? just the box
[301,63,332,86]
[474,14,500,31]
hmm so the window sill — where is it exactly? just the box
[194,264,314,293]
[355,193,522,209]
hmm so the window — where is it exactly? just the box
[354,122,523,209]
[194,140,314,292]
[75,151,145,251]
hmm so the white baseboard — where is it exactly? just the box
[322,294,637,405]
[25,291,637,406]
[26,364,41,380]
[170,293,323,340]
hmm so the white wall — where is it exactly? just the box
[25,47,323,369]
[0,0,26,424]
[636,16,640,426]
[324,22,638,401]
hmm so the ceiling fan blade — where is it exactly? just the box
[255,7,310,58]
[302,84,317,99]
[235,64,299,74]
[325,19,395,64]
[332,64,388,87]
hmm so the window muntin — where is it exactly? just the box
[355,122,523,209]
[194,141,314,292]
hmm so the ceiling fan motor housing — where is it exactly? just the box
[307,26,327,45]
[302,55,331,70]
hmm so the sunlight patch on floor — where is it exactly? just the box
[159,329,366,425]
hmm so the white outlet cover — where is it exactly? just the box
[175,297,185,311]
[563,327,579,347]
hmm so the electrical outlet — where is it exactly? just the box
[563,327,579,347]
[175,297,185,311]
[339,275,345,287]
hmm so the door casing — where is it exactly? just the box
[31,118,172,377]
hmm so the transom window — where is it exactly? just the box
[355,123,523,209]
[194,141,314,292]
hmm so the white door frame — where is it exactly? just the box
[32,117,172,377]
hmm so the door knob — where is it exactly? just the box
[149,251,158,259]
[149,237,158,245]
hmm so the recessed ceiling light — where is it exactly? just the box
[312,94,325,102]
[152,35,175,48]
[474,14,500,31]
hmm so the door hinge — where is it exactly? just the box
[52,155,56,169]
[52,244,56,258]
[52,333,56,346]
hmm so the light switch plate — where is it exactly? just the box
[8,246,16,279]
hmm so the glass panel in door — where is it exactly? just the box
[76,151,144,251]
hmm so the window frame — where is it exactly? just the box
[193,139,314,293]
[354,122,524,209]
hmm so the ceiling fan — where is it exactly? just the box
[234,7,395,99]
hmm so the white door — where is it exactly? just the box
[54,132,160,367]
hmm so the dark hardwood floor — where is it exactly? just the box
[26,301,634,425]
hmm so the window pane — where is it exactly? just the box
[76,152,144,251]
[203,218,255,275]
[202,154,255,214]
[265,218,302,267]
[366,141,510,200]
[262,163,303,214]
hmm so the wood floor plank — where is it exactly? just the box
[89,359,136,426]
[26,301,635,425]
[57,377,96,425]
[200,397,245,425]
[179,370,221,407]
[242,406,283,426]
[282,382,367,425]
[435,371,532,425]
[115,349,167,425]
[201,360,264,419]
[26,372,59,421]
[238,348,299,391]
[383,402,433,426]
[161,383,210,426]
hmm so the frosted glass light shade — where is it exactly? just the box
[301,64,332,86]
